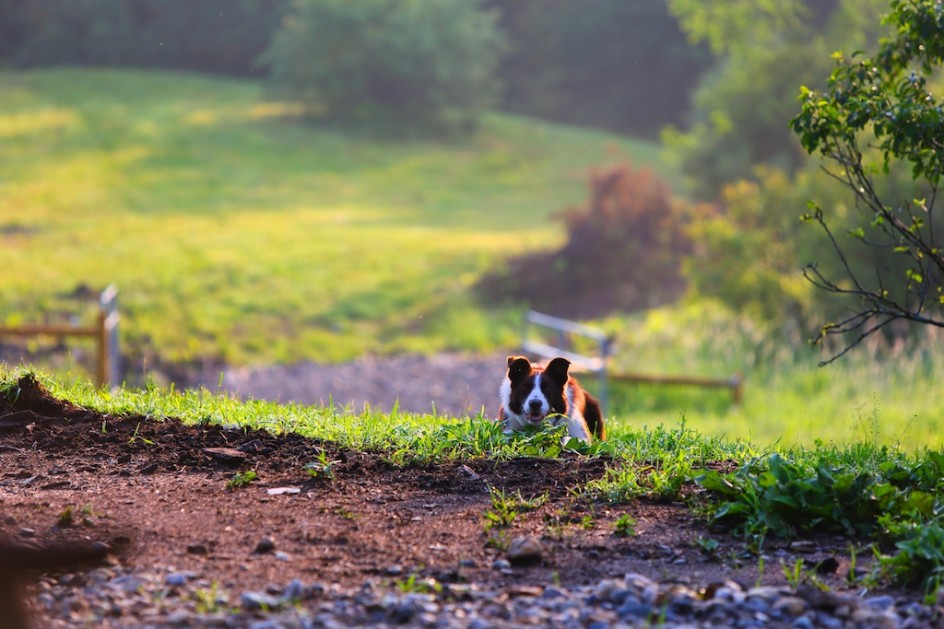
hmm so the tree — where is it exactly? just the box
[261,0,505,134]
[488,0,711,137]
[665,0,890,200]
[791,0,944,362]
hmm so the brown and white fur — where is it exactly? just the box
[498,355,605,444]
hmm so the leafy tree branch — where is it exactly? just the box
[791,0,944,362]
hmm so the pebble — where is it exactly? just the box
[507,535,542,566]
[23,565,941,628]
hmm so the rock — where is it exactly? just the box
[457,464,480,481]
[772,596,808,617]
[541,586,567,600]
[851,609,900,629]
[240,591,282,611]
[266,487,300,495]
[865,595,896,611]
[165,572,195,587]
[616,599,652,621]
[109,574,146,593]
[491,558,511,570]
[803,554,840,574]
[186,543,208,555]
[255,537,276,554]
[202,447,247,463]
[507,536,542,566]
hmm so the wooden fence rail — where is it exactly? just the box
[609,371,743,405]
[0,285,119,387]
[521,310,743,413]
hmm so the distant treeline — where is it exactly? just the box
[0,0,709,136]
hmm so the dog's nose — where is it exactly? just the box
[528,399,543,412]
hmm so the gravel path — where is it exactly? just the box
[204,353,508,418]
[31,564,940,628]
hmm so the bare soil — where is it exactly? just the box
[0,374,891,618]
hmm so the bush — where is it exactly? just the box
[261,0,505,134]
[4,0,287,76]
[478,163,695,318]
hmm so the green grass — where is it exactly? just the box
[0,67,670,366]
[582,301,944,452]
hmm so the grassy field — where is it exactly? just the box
[2,68,943,450]
[0,68,668,365]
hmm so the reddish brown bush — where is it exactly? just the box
[478,163,694,318]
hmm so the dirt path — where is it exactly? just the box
[199,352,509,418]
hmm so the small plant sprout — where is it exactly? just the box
[192,581,230,614]
[128,422,154,446]
[485,531,510,552]
[614,514,637,537]
[57,506,75,527]
[226,470,257,490]
[304,450,339,480]
[396,573,442,595]
[696,536,720,557]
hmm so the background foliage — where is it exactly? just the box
[260,0,505,133]
[478,164,696,318]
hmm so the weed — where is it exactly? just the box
[482,488,547,531]
[485,531,510,552]
[335,506,357,520]
[192,581,229,614]
[613,514,637,537]
[782,558,804,589]
[695,536,719,557]
[226,470,257,490]
[395,573,442,595]
[128,422,154,446]
[304,450,339,480]
[57,506,74,527]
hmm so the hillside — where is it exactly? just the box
[0,68,673,369]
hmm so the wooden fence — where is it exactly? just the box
[521,310,743,414]
[0,285,120,387]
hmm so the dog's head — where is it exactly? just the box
[504,355,571,424]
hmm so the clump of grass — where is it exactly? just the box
[613,513,637,537]
[482,488,547,531]
[226,470,257,490]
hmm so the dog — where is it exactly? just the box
[498,355,605,444]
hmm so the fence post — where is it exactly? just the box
[98,285,120,388]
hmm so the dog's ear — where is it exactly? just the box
[544,357,571,385]
[506,356,532,382]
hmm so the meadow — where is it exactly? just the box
[2,68,943,449]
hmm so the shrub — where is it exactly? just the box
[261,0,505,134]
[478,163,696,318]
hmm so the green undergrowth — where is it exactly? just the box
[5,368,943,594]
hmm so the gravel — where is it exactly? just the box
[29,565,942,628]
[202,353,508,419]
